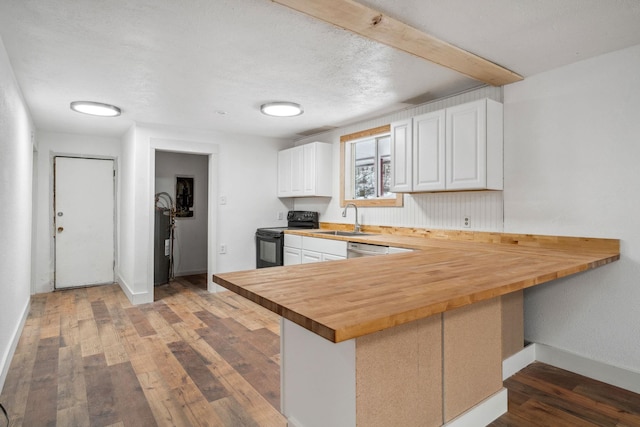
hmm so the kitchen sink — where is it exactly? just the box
[313,230,375,237]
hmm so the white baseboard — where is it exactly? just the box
[503,343,536,380]
[288,390,507,427]
[502,343,640,395]
[535,343,640,395]
[287,416,303,427]
[0,298,30,393]
[209,283,228,293]
[116,274,153,305]
[444,388,508,427]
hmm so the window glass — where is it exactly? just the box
[352,136,391,199]
[378,136,391,197]
[354,139,376,198]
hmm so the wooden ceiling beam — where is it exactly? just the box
[271,0,523,86]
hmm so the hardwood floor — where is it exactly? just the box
[2,276,640,426]
[0,275,285,426]
[490,362,640,426]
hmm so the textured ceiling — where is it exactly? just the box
[1,0,639,139]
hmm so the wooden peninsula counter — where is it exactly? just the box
[213,227,619,427]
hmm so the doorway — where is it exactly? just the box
[154,151,209,293]
[54,156,115,289]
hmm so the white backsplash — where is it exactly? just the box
[293,86,504,232]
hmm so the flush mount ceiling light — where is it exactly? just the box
[260,102,303,117]
[70,101,121,117]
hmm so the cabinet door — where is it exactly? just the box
[302,143,316,195]
[291,146,304,196]
[446,100,487,190]
[322,253,345,262]
[390,119,413,192]
[301,250,322,264]
[413,110,446,192]
[284,247,302,266]
[278,149,293,197]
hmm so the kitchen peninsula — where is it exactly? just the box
[213,227,619,427]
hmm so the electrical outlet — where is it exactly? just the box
[219,195,227,205]
[463,216,471,228]
[277,211,284,220]
[219,244,227,254]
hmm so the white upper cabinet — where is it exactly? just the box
[278,149,293,196]
[446,99,503,190]
[389,118,413,192]
[390,98,503,193]
[413,110,446,192]
[278,142,332,198]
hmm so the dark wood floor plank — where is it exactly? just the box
[125,306,157,337]
[490,411,547,427]
[142,309,182,343]
[22,336,59,427]
[56,344,90,426]
[170,320,286,426]
[216,315,280,358]
[167,340,229,402]
[78,316,103,358]
[137,370,195,427]
[502,375,622,426]
[154,300,183,324]
[195,311,280,409]
[513,398,600,426]
[515,369,640,425]
[491,362,640,426]
[91,300,112,324]
[109,361,158,427]
[83,353,119,427]
[210,396,261,427]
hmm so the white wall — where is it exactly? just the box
[117,124,292,304]
[294,86,504,231]
[32,131,121,293]
[155,151,208,276]
[118,125,137,298]
[504,43,640,372]
[0,37,34,391]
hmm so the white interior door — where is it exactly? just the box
[55,157,115,288]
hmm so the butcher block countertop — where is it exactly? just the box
[213,226,620,343]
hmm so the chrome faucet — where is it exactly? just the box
[342,203,360,233]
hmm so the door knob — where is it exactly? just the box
[57,227,64,233]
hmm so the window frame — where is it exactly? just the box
[340,125,403,208]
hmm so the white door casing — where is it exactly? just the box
[54,157,115,288]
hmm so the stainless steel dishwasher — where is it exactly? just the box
[347,242,389,258]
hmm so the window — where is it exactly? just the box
[353,135,391,199]
[340,125,403,207]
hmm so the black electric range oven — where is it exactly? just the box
[256,211,319,268]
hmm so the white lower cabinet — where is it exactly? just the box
[322,253,346,262]
[301,250,322,264]
[284,247,302,266]
[284,235,347,265]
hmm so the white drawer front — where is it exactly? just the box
[302,236,347,257]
